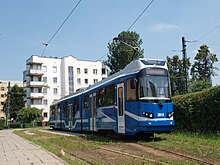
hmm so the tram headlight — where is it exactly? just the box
[143,112,154,119]
[167,112,174,118]
[149,113,153,118]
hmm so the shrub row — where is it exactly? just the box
[0,119,5,129]
[10,121,49,128]
[173,85,220,133]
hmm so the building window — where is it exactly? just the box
[43,99,48,105]
[43,112,48,118]
[43,88,47,94]
[1,94,4,98]
[31,99,42,105]
[85,79,88,84]
[42,77,47,83]
[1,87,4,91]
[77,68,81,74]
[68,66,74,94]
[93,79,98,84]
[84,68,88,74]
[53,66,57,73]
[42,66,47,72]
[53,88,58,94]
[53,77,57,83]
[102,68,106,75]
[93,69,97,75]
[1,102,4,105]
[77,78,81,84]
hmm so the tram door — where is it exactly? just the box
[89,93,96,131]
[117,83,125,134]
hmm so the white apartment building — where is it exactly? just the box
[23,55,108,121]
[0,80,23,119]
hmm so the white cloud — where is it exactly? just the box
[148,23,182,32]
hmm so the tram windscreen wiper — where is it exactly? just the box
[149,81,156,97]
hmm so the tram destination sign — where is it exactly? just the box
[146,69,166,75]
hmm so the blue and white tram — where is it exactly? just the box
[49,59,174,136]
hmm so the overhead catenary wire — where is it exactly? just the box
[187,23,220,49]
[41,0,82,56]
[196,23,220,42]
[84,1,155,69]
[127,0,155,31]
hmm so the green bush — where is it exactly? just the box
[0,119,5,129]
[173,85,220,133]
[10,122,21,128]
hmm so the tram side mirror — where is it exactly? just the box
[130,78,136,89]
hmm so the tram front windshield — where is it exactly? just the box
[138,68,171,100]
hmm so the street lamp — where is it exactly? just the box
[6,82,10,128]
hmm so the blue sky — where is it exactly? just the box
[1,0,220,85]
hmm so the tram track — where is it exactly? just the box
[23,130,218,164]
[131,143,216,165]
[63,150,95,165]
[99,146,170,165]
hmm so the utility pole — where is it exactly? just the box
[6,81,11,128]
[182,37,188,93]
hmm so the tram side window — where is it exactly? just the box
[50,106,55,116]
[62,102,68,118]
[56,104,60,118]
[106,84,115,105]
[126,78,137,101]
[73,98,79,116]
[68,103,73,121]
[97,88,105,107]
[83,95,89,117]
[96,84,115,107]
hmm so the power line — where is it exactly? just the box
[127,0,155,31]
[197,23,220,42]
[42,0,82,55]
[188,23,220,49]
[87,1,155,69]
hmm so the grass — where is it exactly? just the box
[14,129,220,165]
[14,129,115,164]
[140,131,220,160]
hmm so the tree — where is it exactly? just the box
[3,84,26,120]
[191,45,218,86]
[17,107,43,127]
[105,31,144,74]
[188,80,210,93]
[167,55,190,95]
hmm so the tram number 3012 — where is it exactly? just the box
[157,113,165,117]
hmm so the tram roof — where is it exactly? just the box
[85,58,167,91]
[51,58,167,105]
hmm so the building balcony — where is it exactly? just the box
[30,104,45,110]
[26,69,44,76]
[27,93,44,99]
[26,57,43,65]
[26,81,44,87]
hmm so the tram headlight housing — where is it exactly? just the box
[143,112,154,119]
[167,112,174,118]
